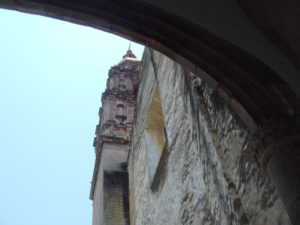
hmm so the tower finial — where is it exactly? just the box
[123,43,136,59]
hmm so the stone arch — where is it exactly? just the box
[1,0,299,133]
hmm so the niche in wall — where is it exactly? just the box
[144,85,166,182]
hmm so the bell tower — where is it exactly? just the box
[90,50,140,225]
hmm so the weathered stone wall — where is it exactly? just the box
[128,48,292,225]
[103,171,130,225]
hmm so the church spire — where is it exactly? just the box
[123,43,136,59]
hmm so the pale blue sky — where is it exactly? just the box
[0,9,144,225]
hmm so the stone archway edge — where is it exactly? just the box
[1,0,300,133]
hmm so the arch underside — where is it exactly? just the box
[1,0,300,132]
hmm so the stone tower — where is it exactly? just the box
[90,50,140,225]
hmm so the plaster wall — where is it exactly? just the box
[92,143,129,225]
[102,144,129,170]
[103,170,130,225]
[92,160,104,225]
[92,150,129,225]
[128,48,292,225]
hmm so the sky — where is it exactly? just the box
[0,9,144,225]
